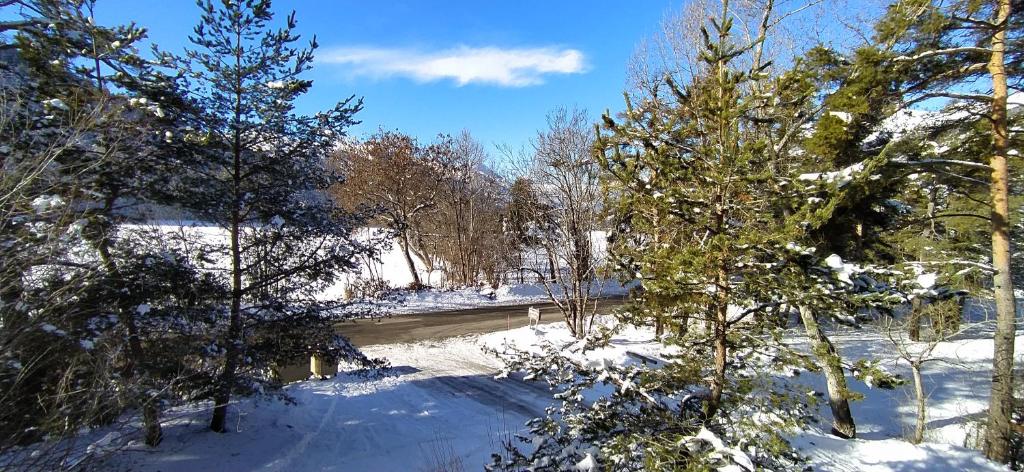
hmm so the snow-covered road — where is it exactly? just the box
[336,299,626,346]
[98,336,554,471]
[365,339,553,419]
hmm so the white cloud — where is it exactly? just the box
[319,45,587,87]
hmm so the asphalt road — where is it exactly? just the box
[336,297,625,347]
[276,298,625,382]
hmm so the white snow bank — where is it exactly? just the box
[485,316,1013,471]
[480,315,675,370]
[793,430,1003,471]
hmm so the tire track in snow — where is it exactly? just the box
[367,340,554,420]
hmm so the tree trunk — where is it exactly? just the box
[912,362,926,444]
[399,231,421,288]
[675,311,690,337]
[212,63,245,433]
[410,236,433,287]
[799,305,857,439]
[706,301,728,420]
[92,211,163,445]
[706,266,729,420]
[143,400,163,446]
[576,307,585,339]
[985,0,1016,463]
[704,300,717,335]
[908,297,923,342]
[211,213,243,433]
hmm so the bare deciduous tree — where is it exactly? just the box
[331,130,443,288]
[428,131,506,287]
[882,299,973,444]
[505,107,603,338]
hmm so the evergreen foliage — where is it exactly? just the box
[155,0,377,433]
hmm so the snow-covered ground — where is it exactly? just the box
[122,222,628,315]
[88,339,544,471]
[787,325,1010,471]
[72,314,1012,471]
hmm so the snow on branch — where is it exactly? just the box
[892,47,992,62]
[889,159,992,171]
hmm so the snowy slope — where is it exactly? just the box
[121,222,625,313]
[482,319,1010,471]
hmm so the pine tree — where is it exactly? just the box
[487,4,830,465]
[596,0,925,447]
[867,0,1021,461]
[0,0,199,455]
[159,0,370,433]
[598,0,805,418]
[780,42,912,439]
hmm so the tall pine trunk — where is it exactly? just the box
[211,214,243,433]
[211,36,246,432]
[706,265,729,419]
[799,305,856,439]
[985,0,1016,462]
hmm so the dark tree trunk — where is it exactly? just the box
[212,62,245,432]
[92,206,163,445]
[675,311,689,337]
[210,212,243,433]
[706,266,729,420]
[143,401,163,446]
[908,297,924,342]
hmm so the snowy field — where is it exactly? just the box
[123,222,628,315]
[75,315,1013,471]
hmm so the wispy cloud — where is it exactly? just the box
[319,45,587,87]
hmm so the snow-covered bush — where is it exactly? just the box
[485,327,811,471]
[346,277,396,301]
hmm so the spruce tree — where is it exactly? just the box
[780,42,911,439]
[159,0,369,433]
[0,0,209,455]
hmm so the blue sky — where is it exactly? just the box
[91,0,671,164]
